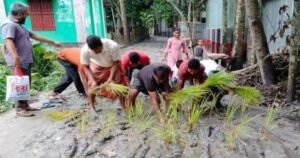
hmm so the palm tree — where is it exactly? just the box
[245,0,274,85]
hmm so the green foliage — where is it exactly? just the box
[31,70,64,91]
[0,56,13,112]
[31,44,63,92]
[140,11,155,28]
[32,44,57,76]
[150,0,174,22]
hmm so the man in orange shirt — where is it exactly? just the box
[48,48,86,97]
[121,50,150,85]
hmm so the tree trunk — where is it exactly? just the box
[221,0,228,54]
[111,7,117,32]
[287,1,300,102]
[119,0,130,45]
[245,0,274,85]
[188,1,192,23]
[192,6,196,42]
[232,0,245,70]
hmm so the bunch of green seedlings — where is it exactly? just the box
[156,72,263,144]
[262,105,278,140]
[99,110,118,138]
[88,83,128,96]
[224,115,257,149]
[127,102,156,132]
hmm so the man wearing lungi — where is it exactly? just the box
[80,35,126,112]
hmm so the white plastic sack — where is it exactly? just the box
[6,75,30,101]
[200,59,223,75]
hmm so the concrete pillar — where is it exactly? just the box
[0,0,7,24]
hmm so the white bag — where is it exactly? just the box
[6,75,30,101]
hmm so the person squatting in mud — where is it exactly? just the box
[48,48,86,99]
[80,35,126,112]
[176,59,208,89]
[120,50,150,86]
[127,63,172,123]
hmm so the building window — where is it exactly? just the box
[29,0,55,31]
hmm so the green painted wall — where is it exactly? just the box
[3,0,77,43]
[85,0,107,38]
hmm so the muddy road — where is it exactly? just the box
[0,38,300,158]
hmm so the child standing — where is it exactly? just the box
[163,28,189,68]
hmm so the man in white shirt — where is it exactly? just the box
[80,35,126,111]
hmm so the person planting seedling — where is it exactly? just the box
[127,63,172,123]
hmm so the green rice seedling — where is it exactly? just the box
[127,102,156,132]
[232,86,262,105]
[80,112,88,133]
[200,92,220,116]
[263,106,278,139]
[187,104,206,132]
[88,83,128,96]
[225,116,256,148]
[167,86,208,121]
[99,111,117,137]
[168,85,208,106]
[47,111,77,122]
[225,105,239,125]
[127,102,144,121]
[153,121,178,144]
[201,72,235,89]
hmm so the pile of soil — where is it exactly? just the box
[234,53,300,106]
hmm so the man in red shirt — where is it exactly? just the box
[121,50,150,85]
[177,59,208,89]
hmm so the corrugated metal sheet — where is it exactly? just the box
[262,0,294,53]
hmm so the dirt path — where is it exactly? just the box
[1,38,300,158]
